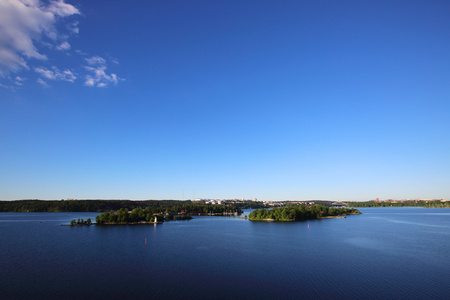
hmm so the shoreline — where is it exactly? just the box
[249,215,355,222]
[62,221,162,226]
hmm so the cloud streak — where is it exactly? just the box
[35,66,76,82]
[84,56,121,88]
[56,41,71,51]
[0,0,80,77]
[0,1,123,89]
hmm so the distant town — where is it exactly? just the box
[194,197,449,208]
[194,198,332,207]
[371,198,447,203]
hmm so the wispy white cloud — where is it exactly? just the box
[35,66,76,82]
[56,41,71,51]
[67,21,80,34]
[14,76,25,86]
[45,0,79,17]
[85,56,106,66]
[0,75,27,90]
[75,49,88,56]
[84,56,121,87]
[0,48,28,75]
[0,0,79,76]
[0,1,123,89]
[37,77,49,87]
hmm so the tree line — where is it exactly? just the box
[95,207,164,224]
[347,200,449,208]
[0,199,243,214]
[94,204,243,224]
[95,207,194,224]
[248,205,361,221]
[70,218,92,226]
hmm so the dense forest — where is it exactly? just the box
[95,207,193,224]
[96,208,159,224]
[347,200,450,208]
[248,205,361,221]
[0,199,243,215]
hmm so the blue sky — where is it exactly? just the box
[1,0,449,201]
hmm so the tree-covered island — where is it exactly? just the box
[95,207,166,224]
[248,205,361,221]
[94,203,243,225]
[66,207,194,226]
[94,207,195,225]
[69,218,92,226]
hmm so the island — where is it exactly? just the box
[248,205,361,221]
[94,207,194,225]
[69,218,93,226]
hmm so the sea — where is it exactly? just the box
[1,207,449,299]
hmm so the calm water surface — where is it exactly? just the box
[1,208,449,299]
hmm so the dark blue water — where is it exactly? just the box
[1,208,449,299]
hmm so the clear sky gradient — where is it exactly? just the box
[1,0,449,201]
